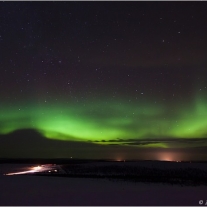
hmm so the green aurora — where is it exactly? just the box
[1,2,207,161]
[1,93,207,149]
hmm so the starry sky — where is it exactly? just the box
[0,1,207,160]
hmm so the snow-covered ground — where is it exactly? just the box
[0,163,207,205]
[1,174,207,205]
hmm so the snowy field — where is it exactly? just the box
[1,163,207,205]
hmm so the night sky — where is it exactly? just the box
[1,1,207,160]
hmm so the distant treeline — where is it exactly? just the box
[1,158,207,164]
[29,162,207,186]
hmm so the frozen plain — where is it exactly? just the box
[0,163,207,206]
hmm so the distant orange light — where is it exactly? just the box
[116,159,121,162]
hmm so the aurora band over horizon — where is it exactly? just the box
[0,93,207,149]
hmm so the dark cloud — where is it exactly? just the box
[94,137,207,148]
[0,129,206,160]
[124,141,161,146]
[0,129,114,159]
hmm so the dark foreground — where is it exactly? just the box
[1,175,207,206]
[1,160,207,205]
[36,161,207,186]
[2,159,207,186]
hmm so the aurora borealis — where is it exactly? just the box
[1,2,207,160]
[1,96,207,144]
